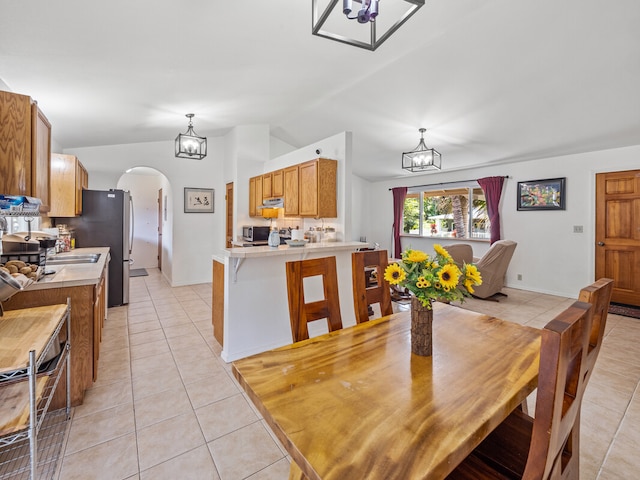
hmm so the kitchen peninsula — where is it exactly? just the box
[1,247,110,407]
[212,241,366,362]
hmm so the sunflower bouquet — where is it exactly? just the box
[384,244,482,308]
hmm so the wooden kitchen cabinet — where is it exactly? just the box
[2,260,108,407]
[212,259,224,346]
[262,173,273,199]
[49,153,89,217]
[272,169,284,197]
[283,165,299,216]
[299,158,337,218]
[0,90,51,211]
[249,175,263,217]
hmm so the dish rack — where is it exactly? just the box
[0,301,71,480]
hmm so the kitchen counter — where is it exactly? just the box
[1,246,110,407]
[26,247,111,290]
[223,241,367,259]
[212,241,369,362]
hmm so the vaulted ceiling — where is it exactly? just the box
[1,0,639,181]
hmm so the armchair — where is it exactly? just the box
[472,240,517,300]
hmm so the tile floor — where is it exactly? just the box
[53,269,640,479]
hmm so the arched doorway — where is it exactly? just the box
[117,167,171,273]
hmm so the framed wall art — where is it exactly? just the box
[517,178,565,211]
[184,187,214,213]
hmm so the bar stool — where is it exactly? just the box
[351,249,393,323]
[285,256,343,342]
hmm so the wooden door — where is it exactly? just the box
[226,182,234,248]
[595,170,640,305]
[157,188,163,271]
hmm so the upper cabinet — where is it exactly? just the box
[249,158,337,218]
[0,91,51,212]
[299,159,337,218]
[272,169,284,198]
[249,175,263,217]
[283,166,299,216]
[49,153,88,217]
[262,173,273,199]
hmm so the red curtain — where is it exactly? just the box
[477,176,505,244]
[392,187,408,258]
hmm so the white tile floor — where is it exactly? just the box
[53,269,640,479]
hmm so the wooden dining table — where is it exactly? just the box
[232,302,542,480]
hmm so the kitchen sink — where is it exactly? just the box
[46,253,101,265]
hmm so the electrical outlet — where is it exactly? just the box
[573,225,584,233]
[517,274,523,281]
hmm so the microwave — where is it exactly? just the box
[242,225,270,242]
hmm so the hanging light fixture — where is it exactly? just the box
[175,113,207,159]
[402,128,441,172]
[312,0,424,51]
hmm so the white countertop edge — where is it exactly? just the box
[218,241,369,259]
[24,247,110,290]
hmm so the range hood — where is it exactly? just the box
[261,198,284,208]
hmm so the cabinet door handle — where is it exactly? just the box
[597,242,605,246]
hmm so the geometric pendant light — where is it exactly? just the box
[401,128,441,172]
[175,113,207,159]
[312,0,425,51]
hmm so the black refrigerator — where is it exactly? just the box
[63,189,133,307]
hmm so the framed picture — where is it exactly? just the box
[517,178,565,211]
[184,187,214,213]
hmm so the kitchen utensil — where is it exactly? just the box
[268,229,280,247]
[286,239,308,247]
[1,234,40,253]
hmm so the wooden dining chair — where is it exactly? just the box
[447,300,593,480]
[578,278,613,384]
[351,250,393,324]
[285,256,343,342]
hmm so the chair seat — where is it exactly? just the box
[467,409,533,479]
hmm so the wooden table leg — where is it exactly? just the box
[288,460,307,480]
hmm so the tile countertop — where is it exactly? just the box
[25,247,111,291]
[219,241,369,259]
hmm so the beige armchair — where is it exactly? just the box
[472,240,517,300]
[446,244,473,267]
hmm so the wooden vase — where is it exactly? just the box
[411,297,433,356]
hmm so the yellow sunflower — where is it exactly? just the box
[416,276,431,289]
[464,279,476,294]
[433,244,452,260]
[404,250,428,263]
[465,264,482,284]
[438,263,461,290]
[384,263,406,285]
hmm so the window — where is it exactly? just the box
[403,184,490,240]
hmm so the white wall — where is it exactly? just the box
[364,144,640,298]
[65,139,225,286]
[261,131,353,241]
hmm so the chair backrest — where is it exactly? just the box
[352,250,393,323]
[446,244,473,267]
[286,256,343,342]
[472,240,517,298]
[578,278,614,383]
[524,300,593,480]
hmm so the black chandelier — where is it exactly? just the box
[402,128,441,172]
[175,114,207,160]
[312,0,425,51]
